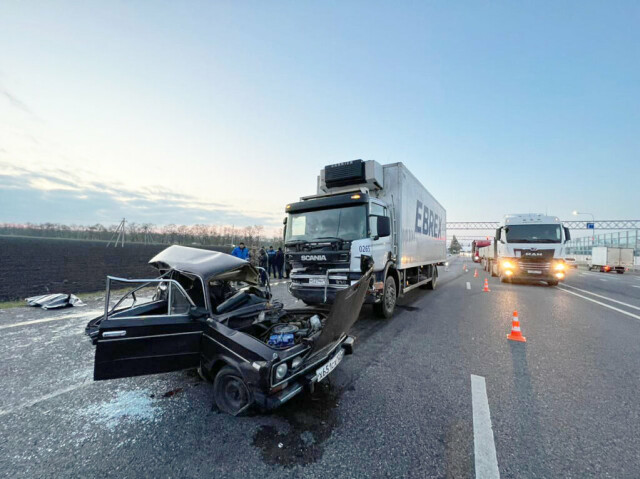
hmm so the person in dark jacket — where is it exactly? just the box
[267,246,277,278]
[275,247,285,279]
[231,242,250,261]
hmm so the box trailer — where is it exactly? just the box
[284,160,446,318]
[589,247,634,273]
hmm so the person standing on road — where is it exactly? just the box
[231,242,250,261]
[267,246,277,278]
[275,247,285,279]
[257,247,268,284]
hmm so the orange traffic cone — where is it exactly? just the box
[474,268,478,278]
[483,278,490,292]
[507,311,526,342]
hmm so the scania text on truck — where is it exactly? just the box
[477,214,571,286]
[283,160,446,318]
[589,247,633,273]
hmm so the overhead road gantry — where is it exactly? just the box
[447,220,640,230]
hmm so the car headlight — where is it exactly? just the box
[501,260,515,269]
[554,262,565,271]
[275,363,288,380]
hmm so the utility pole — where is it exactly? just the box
[107,218,126,247]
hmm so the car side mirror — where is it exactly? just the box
[564,226,571,242]
[360,255,374,273]
[377,216,391,238]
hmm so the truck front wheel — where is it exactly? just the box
[374,275,397,319]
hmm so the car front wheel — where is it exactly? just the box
[213,366,253,416]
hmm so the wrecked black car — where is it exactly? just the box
[86,245,372,415]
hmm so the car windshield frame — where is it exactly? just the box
[505,224,562,244]
[286,204,368,242]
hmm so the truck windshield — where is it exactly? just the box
[286,205,367,242]
[505,224,562,243]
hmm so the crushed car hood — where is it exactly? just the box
[307,268,372,357]
[149,245,259,284]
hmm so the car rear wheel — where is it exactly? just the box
[213,366,252,416]
[374,275,396,319]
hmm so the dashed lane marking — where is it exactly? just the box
[558,288,640,320]
[0,309,103,330]
[471,375,500,479]
[466,282,471,290]
[633,285,640,289]
[560,284,640,311]
[599,279,607,282]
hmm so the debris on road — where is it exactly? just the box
[26,293,85,309]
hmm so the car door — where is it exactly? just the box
[93,285,206,381]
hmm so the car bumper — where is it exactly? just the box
[290,285,376,304]
[253,336,355,409]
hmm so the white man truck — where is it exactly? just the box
[284,160,446,318]
[478,214,571,286]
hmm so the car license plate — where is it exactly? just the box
[527,270,542,274]
[309,278,326,286]
[316,349,345,382]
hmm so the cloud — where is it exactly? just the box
[0,163,283,229]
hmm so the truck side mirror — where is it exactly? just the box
[564,226,571,242]
[377,216,391,238]
[495,227,502,243]
[360,255,374,273]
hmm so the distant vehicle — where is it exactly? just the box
[85,246,371,415]
[284,160,446,318]
[477,214,571,286]
[564,257,578,269]
[589,247,633,274]
[471,240,492,263]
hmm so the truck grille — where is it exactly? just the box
[518,260,551,272]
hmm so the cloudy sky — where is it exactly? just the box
[1,1,638,235]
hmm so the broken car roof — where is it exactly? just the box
[149,245,258,283]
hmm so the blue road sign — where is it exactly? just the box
[587,222,595,229]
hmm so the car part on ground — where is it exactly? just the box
[26,293,85,309]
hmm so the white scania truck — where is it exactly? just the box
[478,214,571,285]
[283,160,446,318]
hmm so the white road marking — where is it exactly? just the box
[0,309,102,330]
[558,288,640,320]
[0,381,91,417]
[633,285,640,289]
[471,375,500,479]
[560,284,640,311]
[599,279,607,282]
[466,282,471,290]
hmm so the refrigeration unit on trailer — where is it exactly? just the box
[589,247,634,273]
[284,160,446,318]
[471,240,492,263]
[477,214,571,286]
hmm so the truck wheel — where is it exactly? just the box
[374,275,396,319]
[547,280,558,286]
[426,265,438,290]
[617,270,624,274]
[213,366,253,416]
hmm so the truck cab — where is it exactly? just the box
[486,214,571,285]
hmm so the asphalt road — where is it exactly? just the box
[1,259,639,478]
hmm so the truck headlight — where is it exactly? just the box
[275,363,288,380]
[554,262,565,271]
[501,260,515,269]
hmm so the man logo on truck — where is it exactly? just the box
[415,200,442,238]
